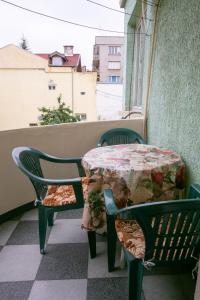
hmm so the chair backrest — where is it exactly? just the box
[12,147,47,200]
[97,128,145,147]
[119,184,200,265]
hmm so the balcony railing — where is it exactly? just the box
[0,118,144,215]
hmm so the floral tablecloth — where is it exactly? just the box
[82,144,186,234]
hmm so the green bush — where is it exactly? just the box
[38,95,80,125]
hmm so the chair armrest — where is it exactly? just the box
[37,177,82,186]
[41,153,82,164]
[188,184,200,199]
[36,177,82,186]
[39,152,85,177]
[104,188,140,216]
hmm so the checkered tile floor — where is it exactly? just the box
[0,208,196,300]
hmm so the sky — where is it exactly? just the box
[0,0,124,69]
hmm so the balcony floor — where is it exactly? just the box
[0,208,196,300]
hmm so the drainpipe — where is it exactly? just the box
[143,0,160,141]
[71,68,74,111]
[142,0,147,33]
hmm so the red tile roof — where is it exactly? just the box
[36,53,49,60]
[36,53,80,67]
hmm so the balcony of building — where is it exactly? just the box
[0,118,197,300]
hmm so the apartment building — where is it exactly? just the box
[92,36,124,83]
[92,36,124,120]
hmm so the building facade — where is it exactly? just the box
[96,83,123,120]
[92,36,124,120]
[120,0,200,184]
[0,44,97,130]
[121,0,200,296]
[92,36,124,83]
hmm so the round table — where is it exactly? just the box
[82,144,185,233]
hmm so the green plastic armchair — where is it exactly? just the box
[12,146,87,254]
[104,184,200,300]
[97,128,144,147]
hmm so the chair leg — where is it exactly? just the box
[88,231,96,258]
[107,215,117,272]
[127,255,144,300]
[47,209,54,226]
[38,205,48,254]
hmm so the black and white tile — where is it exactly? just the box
[0,208,196,300]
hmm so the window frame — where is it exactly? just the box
[108,46,121,55]
[52,56,63,66]
[76,113,87,121]
[108,75,121,83]
[48,80,56,90]
[108,61,121,70]
[132,17,146,107]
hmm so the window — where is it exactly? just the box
[29,123,38,127]
[132,18,146,107]
[48,80,56,90]
[48,86,56,90]
[108,76,120,83]
[108,46,121,55]
[52,56,63,66]
[108,61,120,70]
[76,113,87,121]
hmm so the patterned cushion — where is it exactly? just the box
[115,219,145,259]
[42,177,89,206]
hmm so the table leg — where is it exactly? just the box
[88,231,96,259]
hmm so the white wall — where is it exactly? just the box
[96,83,123,120]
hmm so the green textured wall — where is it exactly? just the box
[148,0,200,184]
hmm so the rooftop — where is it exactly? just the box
[36,53,81,67]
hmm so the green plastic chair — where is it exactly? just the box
[104,184,200,300]
[12,147,87,254]
[97,128,145,147]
